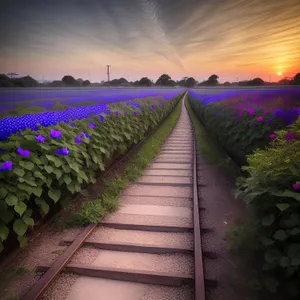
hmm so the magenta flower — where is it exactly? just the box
[75,136,82,144]
[248,109,255,115]
[263,110,268,114]
[1,161,13,171]
[115,111,119,117]
[257,116,264,122]
[56,147,69,156]
[35,135,46,142]
[17,148,30,157]
[269,133,277,139]
[238,111,243,117]
[50,129,62,139]
[285,132,297,141]
[293,183,300,191]
[89,123,96,129]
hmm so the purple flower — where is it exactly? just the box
[293,183,300,191]
[99,115,105,122]
[263,110,269,114]
[269,133,277,139]
[75,136,82,144]
[35,135,46,143]
[0,148,5,153]
[89,123,96,129]
[248,109,255,115]
[50,129,62,139]
[133,111,137,115]
[257,116,264,122]
[285,132,297,141]
[238,111,243,117]
[115,111,119,117]
[1,161,13,171]
[17,148,30,157]
[81,132,91,139]
[151,105,156,110]
[56,147,69,156]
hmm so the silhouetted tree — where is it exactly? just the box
[278,78,291,85]
[207,74,219,85]
[155,74,172,86]
[82,80,91,87]
[248,77,264,86]
[138,77,152,86]
[185,77,197,87]
[62,75,78,86]
[224,81,231,86]
[292,73,300,85]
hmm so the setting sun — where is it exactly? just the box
[277,72,282,76]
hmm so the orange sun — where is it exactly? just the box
[277,72,282,76]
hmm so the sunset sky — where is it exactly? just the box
[0,0,300,83]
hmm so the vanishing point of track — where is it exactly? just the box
[22,96,217,300]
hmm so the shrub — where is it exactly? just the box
[236,117,300,296]
[0,95,180,251]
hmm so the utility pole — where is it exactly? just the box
[106,65,110,85]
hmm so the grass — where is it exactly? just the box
[66,98,182,226]
[185,98,240,176]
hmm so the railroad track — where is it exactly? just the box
[21,97,217,300]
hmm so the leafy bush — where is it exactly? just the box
[0,95,180,251]
[236,117,300,296]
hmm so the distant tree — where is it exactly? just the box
[224,81,231,86]
[207,74,219,85]
[248,77,264,86]
[185,77,197,87]
[62,75,78,86]
[292,73,300,85]
[0,74,14,87]
[82,80,91,87]
[278,77,292,85]
[138,77,152,86]
[110,78,128,86]
[12,76,38,87]
[50,80,64,87]
[155,74,172,86]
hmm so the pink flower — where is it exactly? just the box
[269,133,277,139]
[263,110,268,114]
[248,109,255,115]
[257,116,264,122]
[292,183,300,191]
[285,132,297,141]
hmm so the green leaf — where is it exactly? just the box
[45,165,53,173]
[35,198,49,214]
[54,159,62,168]
[0,187,8,199]
[281,190,300,202]
[14,202,27,217]
[1,209,14,223]
[290,257,300,266]
[23,217,34,226]
[17,235,28,248]
[274,229,288,241]
[13,219,28,236]
[280,256,290,268]
[5,194,18,206]
[284,214,299,227]
[262,214,275,226]
[48,189,61,203]
[64,175,72,185]
[19,161,34,170]
[80,189,89,197]
[62,164,71,173]
[31,186,43,197]
[264,277,279,293]
[276,203,290,211]
[54,168,62,180]
[0,225,9,241]
[260,237,274,246]
[289,227,300,236]
[287,244,300,257]
[13,168,25,177]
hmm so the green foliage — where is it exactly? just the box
[0,94,182,251]
[236,118,300,296]
[189,95,293,165]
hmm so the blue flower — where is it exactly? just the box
[17,148,30,157]
[1,161,13,171]
[35,135,46,142]
[75,136,82,144]
[50,129,62,138]
[89,123,96,129]
[56,147,69,155]
[99,115,105,122]
[0,148,5,153]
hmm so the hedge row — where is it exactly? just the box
[0,94,181,252]
[189,94,298,165]
[237,118,300,296]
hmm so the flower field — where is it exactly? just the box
[189,88,300,296]
[0,89,183,252]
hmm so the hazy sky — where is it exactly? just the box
[0,0,300,83]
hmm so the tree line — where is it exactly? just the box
[0,72,299,88]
